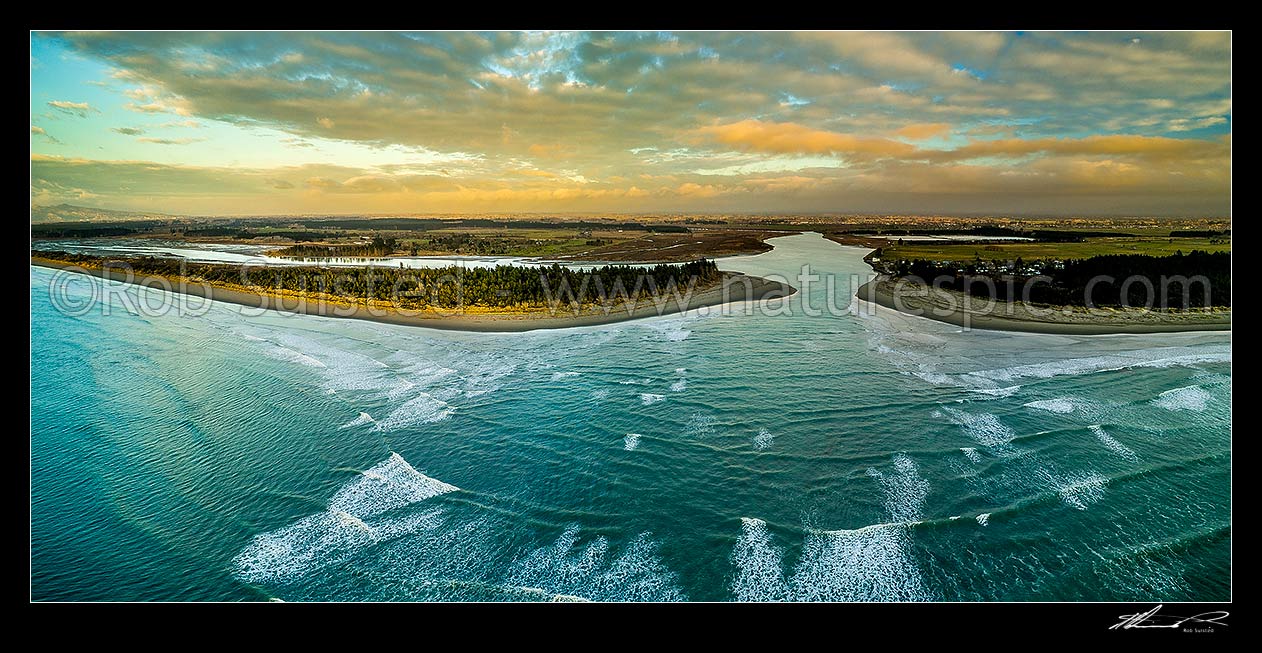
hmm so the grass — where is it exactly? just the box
[413,228,642,257]
[878,236,1231,263]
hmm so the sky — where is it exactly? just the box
[30,31,1231,217]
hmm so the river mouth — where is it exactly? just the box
[30,231,1231,602]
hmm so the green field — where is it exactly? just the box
[426,228,637,254]
[879,236,1231,263]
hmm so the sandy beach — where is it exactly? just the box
[857,276,1230,334]
[32,257,796,332]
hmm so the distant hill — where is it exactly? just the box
[30,204,177,224]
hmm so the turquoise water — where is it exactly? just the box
[30,233,1231,602]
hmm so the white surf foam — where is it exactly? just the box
[590,389,609,400]
[328,453,461,518]
[1023,398,1075,414]
[624,433,642,451]
[974,386,1021,398]
[674,367,687,374]
[392,359,457,394]
[730,518,788,601]
[669,379,688,392]
[548,593,590,602]
[551,371,581,381]
[233,453,458,584]
[867,454,929,524]
[686,412,716,437]
[976,513,990,526]
[966,346,1231,384]
[505,525,686,602]
[960,447,982,464]
[457,357,518,398]
[371,393,454,432]
[787,523,934,602]
[263,346,327,368]
[654,326,692,342]
[234,506,446,584]
[640,393,666,406]
[269,333,392,394]
[1151,385,1212,412]
[753,428,774,451]
[1055,472,1109,510]
[384,380,417,401]
[339,412,376,429]
[733,452,936,601]
[938,406,1016,452]
[1088,425,1138,462]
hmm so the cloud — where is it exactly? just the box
[32,31,1231,216]
[120,86,194,116]
[125,101,190,115]
[31,125,64,144]
[50,32,1229,157]
[303,176,340,190]
[160,119,204,128]
[696,119,916,158]
[31,151,1229,217]
[674,182,724,198]
[513,168,559,178]
[528,143,574,158]
[137,137,206,145]
[939,134,1228,163]
[111,127,146,135]
[796,31,956,81]
[47,100,97,117]
[893,123,952,140]
[302,175,417,193]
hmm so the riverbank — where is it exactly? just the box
[32,257,796,332]
[856,276,1230,334]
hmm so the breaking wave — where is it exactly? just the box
[1151,386,1212,412]
[1088,425,1139,462]
[1024,398,1076,414]
[731,454,935,602]
[504,525,686,602]
[938,406,1016,452]
[339,412,376,429]
[371,393,454,432]
[866,454,929,524]
[233,453,459,583]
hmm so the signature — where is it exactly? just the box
[1111,605,1229,630]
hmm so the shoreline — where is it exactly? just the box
[32,257,797,333]
[856,276,1230,335]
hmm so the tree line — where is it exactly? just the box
[891,250,1230,308]
[296,217,690,233]
[839,226,1134,241]
[36,250,722,310]
[274,236,398,258]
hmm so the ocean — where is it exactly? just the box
[30,232,1231,601]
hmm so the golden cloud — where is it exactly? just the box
[513,168,560,178]
[943,134,1229,162]
[696,119,917,158]
[893,123,952,140]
